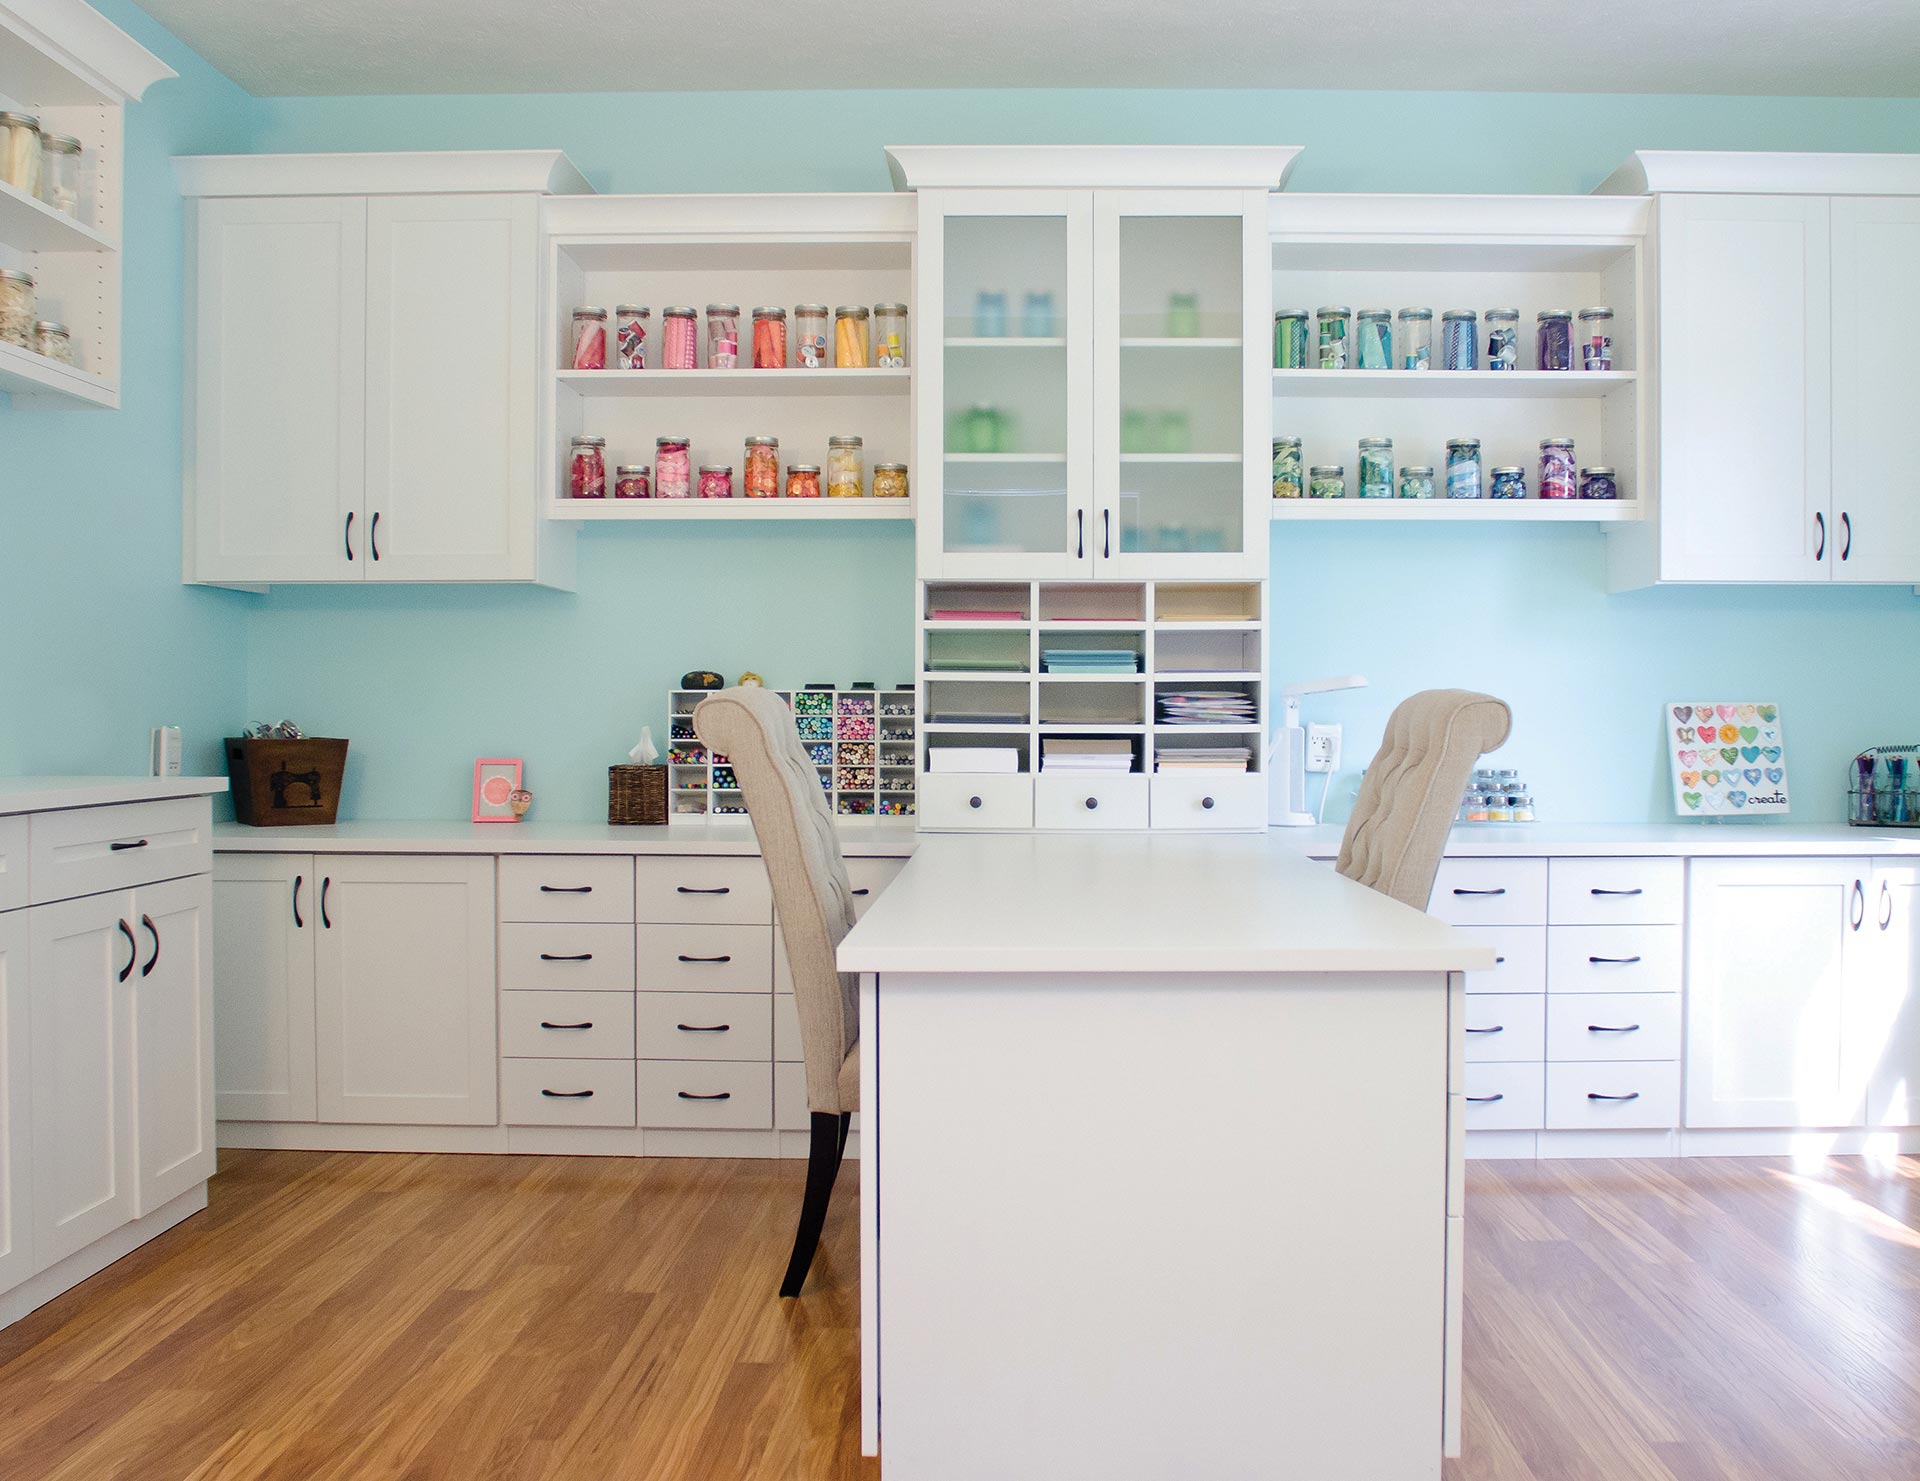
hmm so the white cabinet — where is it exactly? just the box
[0,911,30,1294]
[212,853,317,1121]
[314,856,496,1125]
[1858,859,1920,1128]
[131,875,216,1213]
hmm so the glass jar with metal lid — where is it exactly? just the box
[614,305,649,369]
[37,131,80,216]
[743,435,780,497]
[786,463,822,499]
[614,464,651,499]
[1579,465,1619,501]
[833,306,870,368]
[792,305,829,368]
[567,436,607,499]
[1398,464,1435,500]
[1355,310,1393,370]
[872,303,909,367]
[569,307,607,370]
[1484,308,1520,370]
[661,307,698,370]
[1445,438,1483,499]
[750,307,786,369]
[872,462,910,499]
[1272,436,1303,499]
[1578,307,1614,370]
[1357,437,1394,498]
[1489,466,1527,500]
[1273,309,1309,369]
[0,267,35,349]
[655,435,692,497]
[1315,306,1351,370]
[1538,437,1577,499]
[1536,309,1573,370]
[827,434,865,496]
[1397,308,1433,370]
[697,463,735,499]
[1440,310,1478,371]
[705,304,741,368]
[1308,464,1346,500]
[32,320,71,365]
[0,111,40,196]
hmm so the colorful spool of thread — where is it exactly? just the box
[1272,437,1303,499]
[1537,311,1573,371]
[1356,311,1392,370]
[1398,309,1433,370]
[1485,309,1519,371]
[662,308,698,370]
[1273,310,1309,369]
[1441,311,1478,371]
[1358,438,1394,499]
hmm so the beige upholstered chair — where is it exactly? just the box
[692,686,860,1297]
[1336,689,1513,911]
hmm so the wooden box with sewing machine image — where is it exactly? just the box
[225,730,350,826]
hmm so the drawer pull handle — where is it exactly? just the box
[852,888,871,897]
[1465,1025,1503,1034]
[1587,1092,1641,1102]
[1590,887,1643,897]
[1588,955,1642,965]
[321,876,332,929]
[293,874,304,928]
[969,796,983,809]
[1588,1023,1641,1034]
[540,952,594,961]
[677,954,733,964]
[677,886,731,895]
[540,1021,594,1031]
[1202,796,1215,810]
[540,885,593,894]
[541,1088,594,1098]
[1084,797,1099,811]
[1494,956,1507,964]
[117,918,137,982]
[676,1023,731,1033]
[140,914,159,977]
[110,838,149,852]
[1453,887,1505,896]
[1466,1093,1504,1103]
[677,1090,732,1101]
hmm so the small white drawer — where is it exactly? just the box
[1453,925,1547,995]
[502,1057,636,1127]
[0,815,26,912]
[497,922,636,991]
[1546,993,1682,1063]
[1549,858,1683,925]
[500,990,634,1059]
[634,991,772,1062]
[1547,925,1681,995]
[29,797,211,904]
[635,924,771,993]
[775,991,802,1062]
[1463,993,1546,1063]
[498,855,634,923]
[637,1061,772,1129]
[1461,1062,1545,1131]
[634,856,772,925]
[846,856,907,918]
[1150,773,1267,830]
[1034,774,1149,830]
[1429,858,1547,925]
[1546,1061,1680,1130]
[919,774,1033,831]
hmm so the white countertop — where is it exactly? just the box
[0,775,228,815]
[211,817,920,857]
[1285,821,1920,858]
[838,832,1495,976]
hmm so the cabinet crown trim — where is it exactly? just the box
[1597,150,1920,198]
[172,150,593,199]
[885,144,1301,192]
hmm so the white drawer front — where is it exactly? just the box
[1461,1062,1545,1131]
[500,990,635,1060]
[634,856,771,925]
[1546,993,1682,1063]
[635,924,772,993]
[637,1061,772,1129]
[846,856,907,918]
[1034,775,1149,831]
[1454,925,1547,995]
[29,797,211,904]
[1546,1061,1680,1130]
[634,991,772,1062]
[497,922,636,991]
[1150,773,1267,830]
[498,855,634,923]
[920,774,1033,831]
[1429,858,1547,925]
[1547,925,1681,995]
[1463,993,1546,1063]
[502,1057,636,1127]
[0,814,27,912]
[776,991,801,1062]
[1549,858,1683,925]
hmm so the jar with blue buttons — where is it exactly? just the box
[1489,465,1527,500]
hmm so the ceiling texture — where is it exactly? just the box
[140,0,1920,97]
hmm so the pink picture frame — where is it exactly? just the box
[472,757,524,822]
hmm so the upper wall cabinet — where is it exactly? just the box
[175,152,591,588]
[890,148,1293,581]
[1598,152,1920,587]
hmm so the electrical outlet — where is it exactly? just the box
[1306,722,1341,774]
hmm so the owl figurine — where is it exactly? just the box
[738,672,765,688]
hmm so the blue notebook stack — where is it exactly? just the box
[1042,648,1140,675]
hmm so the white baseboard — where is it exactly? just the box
[217,1120,852,1160]
[1,1185,208,1331]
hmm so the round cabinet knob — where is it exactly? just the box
[1084,796,1100,811]
[968,795,983,809]
[1201,796,1216,810]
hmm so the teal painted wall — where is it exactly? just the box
[0,1,258,785]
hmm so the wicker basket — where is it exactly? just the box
[608,764,669,825]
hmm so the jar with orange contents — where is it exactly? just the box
[786,463,821,499]
[743,436,780,497]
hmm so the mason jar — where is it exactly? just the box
[705,304,741,368]
[568,436,607,499]
[32,319,71,365]
[1445,438,1483,499]
[614,305,649,369]
[1489,466,1527,500]
[1273,309,1309,369]
[1484,308,1520,370]
[1271,436,1303,499]
[1537,310,1574,371]
[1578,307,1614,370]
[793,304,829,368]
[1357,437,1395,498]
[827,434,865,497]
[1397,308,1433,370]
[1308,464,1346,499]
[1538,437,1578,499]
[697,464,735,499]
[1398,464,1435,500]
[0,111,40,196]
[1315,306,1351,370]
[655,435,692,497]
[743,436,780,497]
[1441,310,1478,371]
[1579,465,1619,500]
[833,306,870,368]
[1356,309,1393,370]
[872,462,910,499]
[38,131,81,216]
[0,267,34,349]
[614,464,651,499]
[872,303,909,367]
[569,307,607,370]
[661,307,699,370]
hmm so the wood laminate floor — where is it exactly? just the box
[1,1151,1916,1480]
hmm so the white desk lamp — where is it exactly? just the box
[1269,674,1368,826]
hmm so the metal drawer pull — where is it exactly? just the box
[1587,1092,1641,1101]
[117,919,137,982]
[1587,1024,1641,1034]
[293,875,304,928]
[969,796,983,809]
[852,888,871,897]
[676,886,731,895]
[677,1090,732,1101]
[321,876,332,929]
[140,914,159,977]
[110,838,149,852]
[676,1023,731,1033]
[1494,956,1507,965]
[1465,1025,1504,1034]
[540,1088,594,1098]
[540,1021,594,1031]
[540,884,593,894]
[1084,797,1099,811]
[1453,887,1505,896]
[677,954,732,964]
[1201,796,1215,810]
[1590,887,1643,896]
[1466,1093,1504,1103]
[540,952,593,961]
[1588,955,1642,965]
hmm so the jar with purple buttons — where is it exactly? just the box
[1578,465,1618,501]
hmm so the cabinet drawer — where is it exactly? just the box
[1546,1061,1680,1130]
[634,991,771,1062]
[0,814,26,912]
[29,797,211,904]
[1546,993,1682,1063]
[498,856,634,923]
[776,992,802,1062]
[1463,994,1546,1063]
[637,1061,772,1129]
[1547,925,1681,995]
[1149,773,1266,830]
[846,856,907,917]
[1454,925,1547,995]
[1549,858,1683,925]
[1461,1063,1545,1131]
[500,990,634,1059]
[919,774,1033,831]
[502,1057,636,1127]
[634,856,772,925]
[1034,775,1149,831]
[1429,859,1547,925]
[635,924,771,993]
[497,922,635,991]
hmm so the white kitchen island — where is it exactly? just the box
[838,831,1495,1481]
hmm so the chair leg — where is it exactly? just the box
[781,1111,844,1298]
[836,1110,851,1160]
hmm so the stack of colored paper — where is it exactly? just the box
[1155,747,1251,773]
[1041,738,1135,773]
[1156,690,1257,725]
[1041,648,1140,674]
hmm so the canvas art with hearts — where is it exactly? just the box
[1666,703,1790,817]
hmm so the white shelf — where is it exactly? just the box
[945,336,1067,349]
[1270,499,1643,523]
[922,619,1031,631]
[922,670,1031,681]
[1119,453,1242,464]
[1036,723,1149,734]
[554,367,909,398]
[1119,337,1242,349]
[1152,619,1262,632]
[548,497,913,521]
[1151,671,1264,683]
[1271,369,1638,399]
[945,453,1068,464]
[0,178,115,253]
[1035,672,1148,683]
[0,340,115,407]
[922,721,1030,733]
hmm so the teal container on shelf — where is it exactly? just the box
[1273,309,1308,369]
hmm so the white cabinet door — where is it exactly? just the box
[1656,194,1831,582]
[1685,858,1866,1128]
[1830,197,1920,584]
[28,891,138,1267]
[1858,859,1920,1128]
[212,853,318,1122]
[365,194,538,582]
[314,857,497,1125]
[131,875,216,1214]
[0,911,30,1294]
[189,196,367,584]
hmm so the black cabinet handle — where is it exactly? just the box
[1881,880,1894,932]
[292,874,304,928]
[852,888,871,897]
[1465,1025,1503,1034]
[1852,879,1865,931]
[1101,508,1111,560]
[1075,508,1084,561]
[1588,955,1642,965]
[540,952,593,961]
[1589,887,1642,896]
[345,510,355,560]
[1588,1092,1641,1102]
[676,1023,731,1033]
[1084,796,1099,811]
[677,1090,732,1101]
[110,838,149,852]
[1588,1024,1641,1034]
[140,914,159,977]
[969,796,983,809]
[1840,510,1851,562]
[1453,887,1506,896]
[676,886,731,896]
[1494,956,1507,964]
[540,1021,593,1031]
[1814,510,1826,561]
[540,884,592,894]
[1201,796,1215,810]
[117,918,136,982]
[1466,1093,1504,1103]
[676,954,732,964]
[321,876,332,929]
[370,510,382,562]
[540,1088,594,1098]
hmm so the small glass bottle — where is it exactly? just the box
[1021,291,1055,338]
[1578,307,1614,370]
[872,462,910,499]
[614,464,651,499]
[655,435,692,498]
[1315,306,1351,370]
[568,435,607,499]
[1272,436,1303,499]
[827,435,865,497]
[793,304,830,368]
[32,319,71,366]
[1484,308,1520,371]
[872,303,909,367]
[1511,793,1536,823]
[0,267,34,349]
[706,304,741,368]
[1273,309,1309,369]
[1166,291,1201,338]
[614,306,649,370]
[697,463,735,499]
[569,307,608,370]
[1445,438,1483,499]
[1398,464,1435,500]
[1489,466,1527,500]
[1538,437,1578,500]
[1464,792,1492,823]
[1579,465,1619,501]
[1441,310,1478,371]
[37,131,81,216]
[743,436,780,498]
[1537,310,1573,371]
[833,306,870,368]
[974,291,1009,337]
[786,463,822,499]
[662,307,698,370]
[750,307,786,369]
[1308,464,1346,500]
[1398,308,1433,370]
[1356,309,1393,370]
[1358,437,1395,498]
[0,111,40,196]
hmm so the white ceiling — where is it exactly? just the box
[141,0,1920,98]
